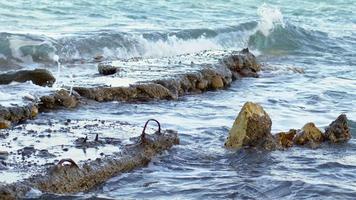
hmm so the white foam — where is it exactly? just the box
[257,3,285,36]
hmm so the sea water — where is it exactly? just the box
[0,1,355,199]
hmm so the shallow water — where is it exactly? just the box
[0,0,356,199]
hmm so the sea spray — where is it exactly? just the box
[256,3,285,37]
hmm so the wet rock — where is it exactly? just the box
[294,123,324,146]
[0,119,11,129]
[98,63,120,75]
[0,129,179,199]
[324,114,351,143]
[225,102,273,149]
[134,83,175,101]
[0,104,38,127]
[40,89,79,109]
[274,129,297,148]
[221,48,261,78]
[75,83,174,102]
[0,69,55,87]
[18,146,36,157]
[211,75,224,90]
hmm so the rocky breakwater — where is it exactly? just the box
[0,89,80,129]
[225,102,352,150]
[0,120,179,199]
[0,104,38,129]
[74,48,260,102]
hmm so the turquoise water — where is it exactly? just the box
[0,1,356,199]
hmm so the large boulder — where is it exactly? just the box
[0,69,55,87]
[293,123,324,146]
[324,114,351,143]
[225,102,273,148]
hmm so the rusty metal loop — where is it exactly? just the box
[57,158,79,168]
[141,119,161,144]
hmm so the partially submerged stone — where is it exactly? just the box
[225,102,352,150]
[274,129,297,148]
[324,114,351,143]
[40,89,79,109]
[293,123,324,146]
[0,119,11,129]
[0,128,179,199]
[221,48,261,78]
[0,104,38,127]
[98,63,120,75]
[0,69,55,87]
[225,102,273,148]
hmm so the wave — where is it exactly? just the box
[0,4,344,70]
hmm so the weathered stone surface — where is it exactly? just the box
[0,69,55,87]
[211,75,224,90]
[98,63,120,75]
[324,114,351,143]
[294,123,324,146]
[225,102,272,148]
[0,104,38,127]
[274,129,297,148]
[134,83,175,101]
[0,119,11,129]
[0,130,179,199]
[221,48,261,78]
[40,89,79,110]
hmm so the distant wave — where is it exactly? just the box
[0,4,343,70]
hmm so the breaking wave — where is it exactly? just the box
[0,4,343,69]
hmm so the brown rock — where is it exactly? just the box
[134,83,175,101]
[211,75,224,90]
[222,48,261,78]
[324,114,351,143]
[40,89,79,109]
[294,123,324,146]
[274,129,297,148]
[196,79,208,90]
[0,119,11,129]
[0,69,55,87]
[225,102,272,148]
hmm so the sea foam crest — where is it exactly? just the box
[257,3,285,36]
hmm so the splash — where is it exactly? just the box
[256,4,285,36]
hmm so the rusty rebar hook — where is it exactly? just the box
[57,158,79,168]
[140,119,161,144]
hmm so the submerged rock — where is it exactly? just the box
[324,114,351,143]
[225,102,273,149]
[0,69,55,87]
[98,63,120,75]
[293,123,324,146]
